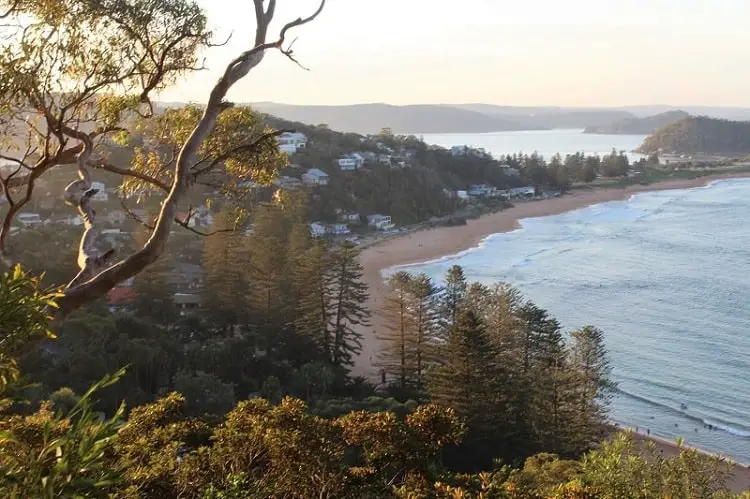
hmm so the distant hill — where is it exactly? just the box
[444,104,637,129]
[248,102,545,135]
[637,116,750,155]
[583,110,690,135]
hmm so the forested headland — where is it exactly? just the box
[638,116,750,156]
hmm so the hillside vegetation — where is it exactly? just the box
[637,116,750,155]
[584,110,689,135]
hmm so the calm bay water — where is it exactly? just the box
[391,178,750,463]
[420,129,648,161]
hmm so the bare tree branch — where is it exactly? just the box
[55,0,327,317]
[92,159,170,192]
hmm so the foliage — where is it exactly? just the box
[638,116,750,155]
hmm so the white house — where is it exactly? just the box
[273,176,303,190]
[456,190,469,200]
[107,210,127,225]
[336,210,360,223]
[338,153,364,170]
[309,222,327,237]
[468,184,497,197]
[367,213,395,231]
[302,168,329,186]
[328,223,350,235]
[278,132,307,153]
[498,164,520,176]
[17,213,42,227]
[508,186,535,198]
[451,145,469,156]
[90,181,108,202]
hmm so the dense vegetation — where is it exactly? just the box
[1,261,744,498]
[584,110,690,135]
[638,116,750,155]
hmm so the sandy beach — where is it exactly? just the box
[353,171,750,493]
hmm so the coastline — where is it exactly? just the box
[352,170,750,493]
[354,170,750,380]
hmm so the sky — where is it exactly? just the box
[159,0,750,107]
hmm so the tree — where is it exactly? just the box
[568,326,614,450]
[0,0,327,319]
[294,239,333,360]
[327,242,370,368]
[173,370,236,417]
[427,308,505,470]
[202,209,250,331]
[377,272,413,390]
[405,273,439,390]
[130,227,178,325]
[438,265,467,338]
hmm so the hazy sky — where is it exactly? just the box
[160,0,750,107]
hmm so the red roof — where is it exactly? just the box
[108,287,136,305]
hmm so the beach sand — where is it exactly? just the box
[353,171,750,493]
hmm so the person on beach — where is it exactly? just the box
[647,429,650,435]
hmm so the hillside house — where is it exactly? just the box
[107,210,127,225]
[338,153,364,170]
[278,132,307,153]
[367,214,395,231]
[328,223,350,235]
[377,154,393,164]
[176,211,197,228]
[498,164,520,176]
[309,222,327,237]
[336,210,361,223]
[273,176,302,190]
[90,181,108,201]
[174,293,201,315]
[468,184,497,197]
[17,213,42,227]
[508,186,535,198]
[456,190,469,200]
[451,145,469,156]
[302,168,329,186]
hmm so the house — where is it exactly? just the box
[107,286,136,312]
[508,186,535,198]
[176,211,197,228]
[456,190,469,200]
[302,168,329,186]
[90,181,108,201]
[367,213,395,231]
[328,223,350,235]
[338,153,364,170]
[107,210,127,225]
[309,222,327,237]
[498,164,520,176]
[400,148,418,159]
[17,213,42,227]
[278,132,307,153]
[272,176,302,190]
[377,154,392,164]
[174,293,202,315]
[359,151,377,161]
[468,184,496,197]
[451,145,469,156]
[336,210,360,223]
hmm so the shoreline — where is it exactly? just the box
[354,170,750,380]
[352,170,750,493]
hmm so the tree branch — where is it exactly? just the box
[92,160,170,192]
[55,0,327,318]
[191,128,291,178]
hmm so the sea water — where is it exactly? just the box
[420,129,648,161]
[390,179,750,463]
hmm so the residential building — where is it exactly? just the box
[336,210,360,223]
[90,181,108,201]
[309,222,327,237]
[456,190,469,200]
[468,184,497,197]
[17,213,42,227]
[174,293,201,315]
[367,213,395,231]
[338,153,364,170]
[301,168,329,186]
[508,186,535,198]
[451,145,469,156]
[278,132,307,152]
[176,211,197,228]
[328,223,350,235]
[498,164,520,176]
[168,263,204,293]
[273,176,302,190]
[107,210,127,225]
[377,154,393,164]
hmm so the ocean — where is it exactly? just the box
[420,129,648,161]
[389,178,750,463]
